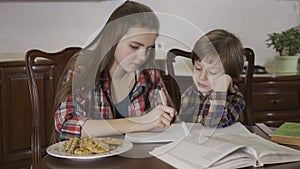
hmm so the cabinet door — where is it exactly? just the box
[0,63,56,169]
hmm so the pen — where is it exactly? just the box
[158,88,170,123]
[158,88,167,106]
[158,88,190,136]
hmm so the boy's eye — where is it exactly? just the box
[209,71,217,75]
[210,70,218,74]
[195,65,202,71]
[208,66,221,74]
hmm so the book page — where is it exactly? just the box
[125,122,252,143]
[124,122,194,143]
[210,149,257,169]
[251,134,300,164]
[150,124,300,168]
[210,133,300,165]
[150,135,255,168]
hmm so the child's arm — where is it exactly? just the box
[202,75,245,128]
[214,74,234,92]
[202,88,245,128]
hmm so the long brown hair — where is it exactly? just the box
[54,1,160,115]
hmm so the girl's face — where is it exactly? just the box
[192,56,223,94]
[113,27,157,73]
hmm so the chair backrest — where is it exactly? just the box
[25,47,81,169]
[166,48,255,125]
[241,48,255,125]
[165,49,192,112]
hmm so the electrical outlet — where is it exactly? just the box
[156,42,165,50]
[292,1,300,14]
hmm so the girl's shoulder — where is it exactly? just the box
[140,68,160,75]
[138,68,161,80]
[135,68,162,89]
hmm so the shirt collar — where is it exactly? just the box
[191,83,213,100]
[98,68,148,98]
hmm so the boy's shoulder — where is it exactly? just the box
[182,84,198,97]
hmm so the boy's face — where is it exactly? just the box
[192,56,224,94]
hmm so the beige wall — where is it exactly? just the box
[0,0,299,72]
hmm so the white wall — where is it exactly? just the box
[0,0,299,72]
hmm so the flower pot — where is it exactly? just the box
[276,56,300,74]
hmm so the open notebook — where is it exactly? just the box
[126,122,300,169]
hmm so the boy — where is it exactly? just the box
[179,29,245,128]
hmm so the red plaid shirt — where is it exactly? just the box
[54,68,171,140]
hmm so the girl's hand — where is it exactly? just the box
[136,105,177,131]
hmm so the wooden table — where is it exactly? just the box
[36,126,300,169]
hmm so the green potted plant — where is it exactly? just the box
[266,28,300,73]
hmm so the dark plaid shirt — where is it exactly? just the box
[179,83,245,128]
[54,68,171,140]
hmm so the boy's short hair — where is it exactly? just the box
[191,29,244,81]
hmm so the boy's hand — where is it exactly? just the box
[214,74,233,92]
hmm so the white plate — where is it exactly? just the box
[46,138,133,160]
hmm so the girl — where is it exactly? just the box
[54,1,176,140]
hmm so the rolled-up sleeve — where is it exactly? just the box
[54,95,88,140]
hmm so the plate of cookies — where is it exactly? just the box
[46,137,133,160]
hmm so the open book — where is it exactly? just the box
[125,122,251,143]
[146,123,300,169]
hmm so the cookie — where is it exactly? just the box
[86,140,109,153]
[102,137,123,145]
[62,137,118,155]
[74,147,93,155]
[63,138,80,154]
[79,137,91,149]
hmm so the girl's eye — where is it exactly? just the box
[130,45,140,49]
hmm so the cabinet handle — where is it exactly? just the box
[48,70,53,80]
[269,99,283,104]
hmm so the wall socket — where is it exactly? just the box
[293,2,300,14]
[156,42,165,50]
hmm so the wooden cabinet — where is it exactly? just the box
[250,75,300,127]
[0,60,57,169]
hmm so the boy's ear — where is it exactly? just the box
[226,75,235,93]
[228,83,235,93]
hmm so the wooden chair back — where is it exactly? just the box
[241,48,255,125]
[165,49,192,112]
[166,48,255,125]
[25,47,81,169]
